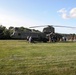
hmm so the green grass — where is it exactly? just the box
[0,40,76,75]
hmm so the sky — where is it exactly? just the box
[0,0,76,34]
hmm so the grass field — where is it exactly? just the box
[0,40,76,75]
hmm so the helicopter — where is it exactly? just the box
[11,25,76,42]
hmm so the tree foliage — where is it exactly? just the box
[0,25,11,39]
[0,25,6,39]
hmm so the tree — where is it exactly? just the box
[3,29,10,39]
[0,25,11,39]
[0,25,6,39]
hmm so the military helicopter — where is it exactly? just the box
[11,25,76,42]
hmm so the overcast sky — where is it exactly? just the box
[0,0,76,34]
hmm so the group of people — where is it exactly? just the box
[27,35,67,43]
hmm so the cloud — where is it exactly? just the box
[57,8,67,13]
[70,8,76,18]
[57,8,76,19]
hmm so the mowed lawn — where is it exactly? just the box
[0,40,76,75]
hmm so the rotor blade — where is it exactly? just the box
[29,25,49,28]
[53,25,76,28]
[29,25,76,28]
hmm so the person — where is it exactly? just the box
[64,37,66,41]
[29,36,32,43]
[62,36,66,42]
[27,36,29,41]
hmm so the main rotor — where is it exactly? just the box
[29,25,76,29]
